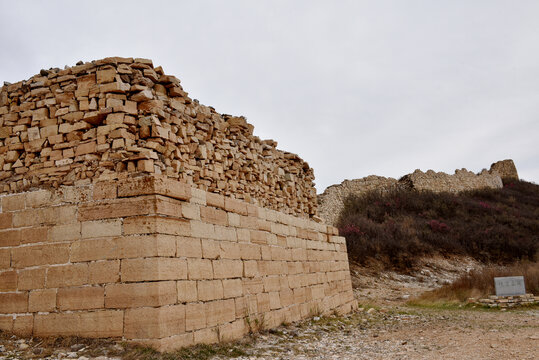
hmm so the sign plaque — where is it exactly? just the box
[494,276,526,296]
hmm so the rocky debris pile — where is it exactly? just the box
[471,294,539,308]
[0,57,316,216]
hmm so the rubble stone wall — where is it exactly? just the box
[0,175,356,351]
[318,161,515,225]
[317,176,399,226]
[0,57,316,217]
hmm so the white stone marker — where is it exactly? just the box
[494,276,526,296]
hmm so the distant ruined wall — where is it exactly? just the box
[489,159,519,184]
[318,160,516,225]
[0,57,316,217]
[399,168,503,193]
[317,176,399,226]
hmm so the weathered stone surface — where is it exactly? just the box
[0,58,316,217]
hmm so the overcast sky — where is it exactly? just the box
[1,0,538,192]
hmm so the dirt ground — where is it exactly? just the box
[1,258,538,359]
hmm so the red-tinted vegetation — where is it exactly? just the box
[338,181,539,270]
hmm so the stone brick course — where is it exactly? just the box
[0,174,356,351]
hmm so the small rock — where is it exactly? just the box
[67,351,78,358]
[0,345,5,352]
[19,343,30,350]
[313,316,320,321]
[70,344,85,352]
[367,308,376,314]
[77,356,89,360]
[33,348,44,355]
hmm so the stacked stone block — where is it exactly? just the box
[0,174,356,351]
[0,57,316,217]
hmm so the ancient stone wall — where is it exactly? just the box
[399,168,503,193]
[0,57,316,217]
[318,161,514,225]
[489,159,519,183]
[0,175,356,351]
[317,176,399,226]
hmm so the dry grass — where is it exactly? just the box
[413,262,539,304]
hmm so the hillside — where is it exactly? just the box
[338,180,539,270]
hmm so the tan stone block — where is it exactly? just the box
[57,286,104,310]
[123,216,190,236]
[0,292,28,313]
[243,278,264,295]
[236,228,250,242]
[75,141,96,156]
[118,175,191,201]
[206,299,235,327]
[88,260,120,284]
[48,223,81,242]
[2,194,25,211]
[194,327,219,345]
[214,225,237,242]
[81,219,122,239]
[46,263,88,288]
[93,181,118,200]
[0,249,10,269]
[201,239,220,259]
[227,212,240,227]
[78,197,156,221]
[28,289,56,312]
[218,319,247,342]
[263,276,281,292]
[224,198,247,215]
[190,220,215,238]
[0,270,17,291]
[0,213,12,229]
[0,315,13,332]
[97,69,117,84]
[239,243,261,260]
[206,192,224,209]
[187,258,213,280]
[223,278,243,298]
[71,235,175,262]
[212,259,243,279]
[269,291,281,310]
[0,229,20,247]
[12,243,70,268]
[121,257,187,282]
[177,280,197,303]
[256,292,270,313]
[13,314,33,336]
[243,260,259,278]
[197,280,224,301]
[105,281,176,308]
[190,188,206,205]
[181,203,200,220]
[185,302,206,331]
[142,332,194,353]
[177,236,202,258]
[20,226,48,244]
[280,289,294,307]
[34,310,123,338]
[200,206,227,226]
[17,268,45,290]
[250,230,268,245]
[219,241,240,259]
[124,304,186,339]
[240,215,258,230]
